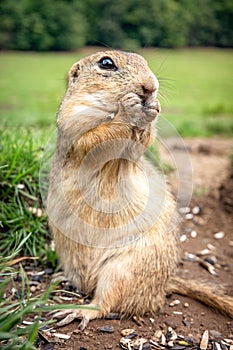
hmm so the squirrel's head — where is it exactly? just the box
[57,51,159,136]
[66,50,159,112]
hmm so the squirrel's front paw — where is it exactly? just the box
[118,93,160,128]
[143,99,161,123]
[120,93,142,121]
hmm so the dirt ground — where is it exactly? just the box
[11,138,233,349]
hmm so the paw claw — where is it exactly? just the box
[56,312,78,327]
[48,303,101,330]
[49,309,81,326]
[78,316,89,331]
[49,309,73,319]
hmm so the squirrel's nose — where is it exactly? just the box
[142,85,154,98]
[141,74,159,100]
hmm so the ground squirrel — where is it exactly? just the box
[47,50,233,329]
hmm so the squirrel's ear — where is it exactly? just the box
[68,62,80,85]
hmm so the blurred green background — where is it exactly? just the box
[0,0,232,136]
[0,48,232,136]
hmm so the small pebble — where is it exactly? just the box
[97,326,114,333]
[183,302,189,308]
[192,206,202,215]
[28,207,43,217]
[190,230,197,238]
[17,183,25,189]
[207,243,216,250]
[169,299,181,307]
[185,213,194,220]
[185,253,197,262]
[173,311,183,315]
[214,231,225,239]
[30,285,37,293]
[59,296,73,301]
[179,207,190,214]
[53,333,71,340]
[37,208,43,217]
[182,319,190,328]
[197,248,211,256]
[180,234,187,242]
[23,320,34,325]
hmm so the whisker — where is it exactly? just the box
[157,75,176,103]
[94,40,114,50]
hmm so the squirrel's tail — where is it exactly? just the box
[167,276,233,318]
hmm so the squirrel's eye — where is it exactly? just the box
[98,57,117,71]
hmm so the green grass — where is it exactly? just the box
[0,128,52,258]
[0,48,232,136]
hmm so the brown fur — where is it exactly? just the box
[47,51,233,329]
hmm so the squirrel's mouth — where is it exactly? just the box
[139,91,157,107]
[139,95,147,106]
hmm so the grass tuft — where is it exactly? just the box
[0,128,51,258]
